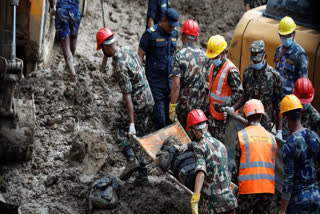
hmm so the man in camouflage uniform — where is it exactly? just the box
[233,40,282,134]
[169,19,208,128]
[206,35,243,142]
[279,95,320,214]
[293,77,320,134]
[187,109,237,214]
[96,28,154,182]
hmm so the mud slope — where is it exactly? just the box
[1,0,243,213]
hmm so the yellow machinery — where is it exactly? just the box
[228,0,320,110]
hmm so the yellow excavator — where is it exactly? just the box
[0,0,88,162]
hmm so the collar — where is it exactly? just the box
[199,131,211,141]
[183,42,196,49]
[281,41,296,55]
[112,47,121,63]
[248,121,261,126]
[213,58,227,70]
[157,24,171,36]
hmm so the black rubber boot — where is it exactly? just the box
[134,166,148,185]
[120,147,139,180]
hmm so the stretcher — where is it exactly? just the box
[133,120,193,195]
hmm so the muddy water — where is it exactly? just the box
[2,0,243,213]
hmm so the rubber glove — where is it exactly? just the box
[174,144,188,153]
[169,103,177,122]
[128,123,136,136]
[191,193,200,214]
[276,130,283,140]
[224,106,235,119]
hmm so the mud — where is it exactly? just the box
[1,0,243,213]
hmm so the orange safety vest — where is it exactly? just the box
[208,59,239,120]
[238,125,277,195]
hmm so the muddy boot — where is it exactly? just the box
[120,147,139,180]
[134,166,148,186]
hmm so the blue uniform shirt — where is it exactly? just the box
[147,0,170,27]
[274,41,308,96]
[139,24,178,89]
[282,129,320,200]
[56,0,79,8]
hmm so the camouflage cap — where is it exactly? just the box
[250,40,265,62]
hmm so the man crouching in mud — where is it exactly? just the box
[96,27,154,183]
[156,136,196,191]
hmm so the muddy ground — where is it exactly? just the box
[1,0,243,213]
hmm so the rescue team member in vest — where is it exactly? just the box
[293,77,320,134]
[138,8,179,131]
[49,0,81,81]
[146,0,170,28]
[232,40,283,136]
[279,95,320,214]
[206,35,243,142]
[96,28,154,182]
[234,99,278,214]
[187,109,237,214]
[169,19,208,128]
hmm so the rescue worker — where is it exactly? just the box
[234,99,278,214]
[146,0,170,28]
[187,109,237,214]
[274,16,308,97]
[293,77,320,134]
[156,136,196,191]
[169,19,208,128]
[49,0,81,80]
[138,8,179,131]
[279,94,320,214]
[96,28,154,182]
[232,40,283,135]
[206,35,243,142]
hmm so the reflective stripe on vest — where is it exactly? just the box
[238,125,277,194]
[208,60,238,120]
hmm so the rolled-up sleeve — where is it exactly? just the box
[147,0,157,20]
[139,32,151,53]
[297,53,308,78]
[227,67,244,106]
[194,146,207,175]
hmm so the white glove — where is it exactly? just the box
[224,106,234,119]
[174,144,188,153]
[276,130,283,140]
[128,123,136,136]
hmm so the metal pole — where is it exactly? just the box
[11,3,16,61]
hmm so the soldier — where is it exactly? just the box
[279,95,320,214]
[49,0,81,80]
[206,35,243,142]
[138,8,179,131]
[187,109,237,214]
[146,0,170,28]
[234,99,278,214]
[274,16,308,97]
[169,19,208,128]
[233,40,283,137]
[293,77,320,134]
[96,28,154,182]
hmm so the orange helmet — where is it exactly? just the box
[96,27,114,50]
[181,19,199,36]
[186,109,208,130]
[293,77,314,104]
[243,99,265,118]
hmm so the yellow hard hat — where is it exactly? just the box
[280,94,303,115]
[278,16,296,35]
[206,35,227,59]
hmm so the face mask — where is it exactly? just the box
[212,57,222,67]
[251,58,265,70]
[280,36,293,47]
[302,103,310,111]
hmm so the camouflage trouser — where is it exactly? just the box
[286,187,320,214]
[113,105,153,163]
[207,114,225,143]
[238,193,279,214]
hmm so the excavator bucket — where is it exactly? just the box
[0,98,35,162]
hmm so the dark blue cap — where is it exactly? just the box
[164,8,179,27]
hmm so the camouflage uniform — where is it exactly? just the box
[282,129,320,214]
[112,47,154,163]
[171,42,208,128]
[274,41,308,97]
[243,40,282,131]
[206,58,243,142]
[194,131,237,213]
[301,104,320,134]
